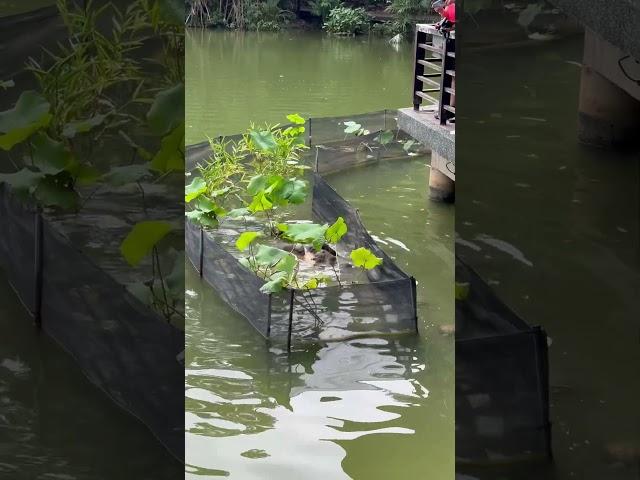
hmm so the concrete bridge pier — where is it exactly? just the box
[577,30,640,149]
[429,151,455,202]
[397,108,455,203]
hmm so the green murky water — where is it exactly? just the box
[0,271,180,479]
[185,30,455,479]
[458,35,640,479]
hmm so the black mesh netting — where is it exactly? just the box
[456,256,551,465]
[0,183,184,460]
[186,111,419,345]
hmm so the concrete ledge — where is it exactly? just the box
[397,107,455,180]
[548,0,640,60]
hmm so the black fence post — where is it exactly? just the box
[410,276,419,333]
[413,28,427,110]
[199,227,204,277]
[33,209,43,328]
[266,294,272,338]
[534,325,553,459]
[439,33,455,125]
[287,289,295,351]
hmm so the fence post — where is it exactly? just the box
[33,209,43,328]
[266,294,272,338]
[413,27,427,110]
[410,276,419,333]
[199,227,204,277]
[287,289,295,351]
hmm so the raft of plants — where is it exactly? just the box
[186,111,422,346]
[0,1,184,460]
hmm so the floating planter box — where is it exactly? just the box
[185,112,420,347]
[186,174,418,347]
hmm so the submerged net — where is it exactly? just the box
[455,257,551,465]
[186,111,419,345]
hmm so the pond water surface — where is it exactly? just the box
[0,271,181,479]
[458,34,640,479]
[185,29,455,479]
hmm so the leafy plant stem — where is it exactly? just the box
[331,262,342,287]
[135,180,147,214]
[152,245,170,322]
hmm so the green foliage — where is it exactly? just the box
[102,164,151,186]
[387,0,427,36]
[245,0,293,31]
[375,130,394,146]
[350,247,383,270]
[249,129,278,151]
[0,91,52,151]
[0,169,43,194]
[403,139,417,152]
[150,123,185,172]
[151,0,184,26]
[186,114,360,294]
[33,172,79,209]
[120,221,173,266]
[236,231,263,251]
[343,120,370,136]
[248,191,274,213]
[147,83,185,136]
[27,0,149,136]
[31,133,73,174]
[185,176,208,202]
[241,121,308,177]
[186,196,226,227]
[309,0,341,21]
[325,216,347,243]
[0,0,186,322]
[324,6,369,35]
[198,137,246,197]
[370,21,402,36]
[239,244,297,293]
[126,248,184,323]
[277,222,328,250]
[247,174,308,205]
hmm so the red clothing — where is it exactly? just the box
[443,3,455,23]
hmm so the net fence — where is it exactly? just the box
[456,256,551,465]
[186,111,419,346]
[0,183,184,461]
[0,4,184,462]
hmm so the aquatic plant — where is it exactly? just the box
[323,6,369,35]
[121,221,184,322]
[240,113,309,177]
[185,113,386,300]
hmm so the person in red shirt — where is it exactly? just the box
[443,1,455,24]
[431,0,455,116]
[432,0,455,32]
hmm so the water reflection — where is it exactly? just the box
[186,265,429,479]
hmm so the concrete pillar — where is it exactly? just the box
[429,151,455,202]
[577,30,640,148]
[578,66,640,148]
